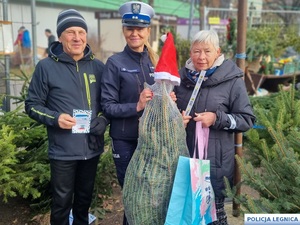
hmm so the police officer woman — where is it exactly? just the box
[101,2,157,224]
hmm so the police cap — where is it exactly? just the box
[119,1,155,27]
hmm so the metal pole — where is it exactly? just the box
[3,0,10,111]
[199,1,205,30]
[97,19,101,59]
[188,0,194,40]
[203,6,208,30]
[248,2,256,28]
[233,0,247,217]
[31,0,38,66]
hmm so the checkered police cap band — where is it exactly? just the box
[56,9,88,37]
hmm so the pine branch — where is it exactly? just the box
[228,87,300,213]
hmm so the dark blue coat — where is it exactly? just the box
[25,42,104,160]
[101,45,155,141]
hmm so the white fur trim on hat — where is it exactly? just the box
[154,71,181,86]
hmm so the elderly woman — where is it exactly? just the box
[174,29,256,225]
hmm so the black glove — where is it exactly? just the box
[90,116,109,136]
[88,116,109,151]
[88,134,103,151]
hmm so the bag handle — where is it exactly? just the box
[193,121,209,159]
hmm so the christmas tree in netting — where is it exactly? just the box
[123,33,189,225]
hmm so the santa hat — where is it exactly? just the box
[154,32,180,86]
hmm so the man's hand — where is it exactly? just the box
[88,116,109,151]
[58,113,76,129]
[88,135,103,151]
[90,116,109,136]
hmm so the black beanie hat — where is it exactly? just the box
[56,9,88,37]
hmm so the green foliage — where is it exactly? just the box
[276,26,300,54]
[175,35,191,69]
[8,69,31,104]
[0,70,117,219]
[0,85,49,206]
[246,26,281,62]
[257,57,275,75]
[0,108,49,203]
[226,18,237,47]
[247,87,300,164]
[227,87,300,213]
[90,146,118,220]
[222,25,299,61]
[0,125,18,200]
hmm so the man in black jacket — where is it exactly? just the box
[25,9,108,225]
[44,28,55,56]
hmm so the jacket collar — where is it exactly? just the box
[180,59,243,88]
[124,44,149,64]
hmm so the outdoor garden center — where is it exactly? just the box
[1,0,300,225]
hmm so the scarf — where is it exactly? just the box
[185,54,225,82]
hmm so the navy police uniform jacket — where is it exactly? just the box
[174,59,256,199]
[101,45,155,141]
[25,42,105,160]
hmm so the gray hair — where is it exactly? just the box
[190,29,220,51]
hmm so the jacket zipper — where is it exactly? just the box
[77,62,92,160]
[204,88,210,112]
[135,74,142,94]
[140,58,147,84]
[76,62,85,110]
[84,72,92,160]
[83,73,91,110]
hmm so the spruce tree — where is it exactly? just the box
[226,85,300,213]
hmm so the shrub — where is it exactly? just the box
[226,87,300,213]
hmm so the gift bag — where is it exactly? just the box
[165,121,217,225]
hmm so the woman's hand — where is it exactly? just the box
[194,112,216,128]
[136,88,153,112]
[170,91,177,102]
[182,110,192,128]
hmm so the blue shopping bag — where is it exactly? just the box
[165,155,193,225]
[165,122,217,225]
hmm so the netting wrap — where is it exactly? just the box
[123,81,189,225]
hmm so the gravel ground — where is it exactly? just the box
[225,201,244,225]
[0,185,250,225]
